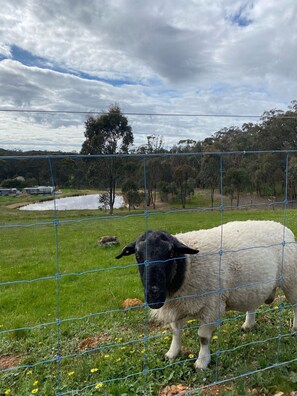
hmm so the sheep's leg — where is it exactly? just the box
[293,304,297,332]
[282,285,297,332]
[165,320,184,360]
[241,311,256,330]
[194,324,215,370]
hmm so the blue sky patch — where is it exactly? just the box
[228,3,253,27]
[11,45,53,68]
[8,45,137,87]
[75,70,138,87]
[232,12,252,27]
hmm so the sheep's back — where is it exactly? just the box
[174,220,297,313]
[176,220,295,253]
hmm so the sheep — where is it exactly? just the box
[116,220,297,370]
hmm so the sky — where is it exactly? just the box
[0,0,297,152]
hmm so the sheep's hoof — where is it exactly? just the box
[241,325,249,331]
[165,351,178,360]
[194,357,210,370]
[241,323,256,331]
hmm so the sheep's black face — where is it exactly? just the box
[136,237,173,309]
[115,230,199,309]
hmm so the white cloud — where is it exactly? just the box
[0,0,296,151]
[0,42,11,58]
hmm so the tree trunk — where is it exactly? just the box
[210,187,214,209]
[181,186,186,208]
[108,176,116,215]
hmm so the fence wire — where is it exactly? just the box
[1,150,297,395]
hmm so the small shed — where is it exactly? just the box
[23,186,54,195]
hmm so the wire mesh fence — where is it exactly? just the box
[1,150,297,395]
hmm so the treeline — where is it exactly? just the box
[1,101,297,211]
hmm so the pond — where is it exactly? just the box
[20,194,125,211]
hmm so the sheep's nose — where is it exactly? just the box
[146,285,165,309]
[151,286,159,295]
[149,301,164,309]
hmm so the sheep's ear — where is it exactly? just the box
[115,242,136,259]
[174,240,199,255]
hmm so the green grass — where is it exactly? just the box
[1,194,297,395]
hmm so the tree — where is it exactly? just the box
[81,104,133,155]
[253,154,284,197]
[224,167,250,207]
[137,136,167,209]
[137,135,165,154]
[81,104,133,214]
[288,156,297,200]
[98,193,109,212]
[121,179,143,211]
[176,139,197,152]
[173,164,196,208]
[144,158,162,209]
[199,156,220,208]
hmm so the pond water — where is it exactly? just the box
[20,194,125,211]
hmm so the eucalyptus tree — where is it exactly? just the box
[81,104,133,214]
[224,167,250,207]
[199,155,220,208]
[137,135,167,209]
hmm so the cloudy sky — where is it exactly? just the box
[0,0,297,152]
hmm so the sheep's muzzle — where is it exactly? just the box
[146,288,166,309]
[144,274,167,309]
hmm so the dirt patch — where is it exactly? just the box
[158,384,192,395]
[6,202,31,209]
[121,298,144,309]
[158,385,296,396]
[78,335,111,351]
[0,355,22,369]
[202,384,234,395]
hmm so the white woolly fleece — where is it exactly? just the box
[152,220,297,325]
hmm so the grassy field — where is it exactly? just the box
[1,192,297,395]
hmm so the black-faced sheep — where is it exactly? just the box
[116,220,297,369]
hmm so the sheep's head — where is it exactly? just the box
[116,231,198,309]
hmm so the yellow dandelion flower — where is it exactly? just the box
[187,319,196,324]
[116,358,121,362]
[104,354,110,359]
[91,368,99,373]
[33,380,39,386]
[5,390,11,395]
[120,346,126,350]
[95,382,103,389]
[141,348,146,354]
[164,336,170,341]
[188,354,195,359]
[162,330,168,334]
[274,305,279,309]
[212,335,218,340]
[68,371,75,376]
[130,349,135,354]
[31,389,38,394]
[26,370,33,375]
